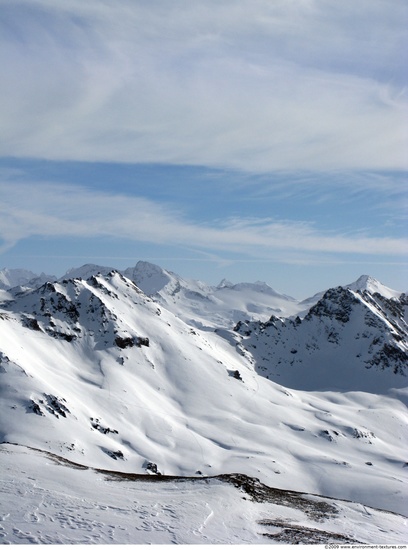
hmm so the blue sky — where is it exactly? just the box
[0,0,407,297]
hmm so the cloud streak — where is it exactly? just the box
[0,0,406,172]
[0,182,406,261]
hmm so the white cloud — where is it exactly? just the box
[0,0,406,172]
[0,182,406,260]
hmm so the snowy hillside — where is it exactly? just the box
[0,263,407,543]
[1,444,406,544]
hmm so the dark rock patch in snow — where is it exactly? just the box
[259,519,360,544]
[115,336,135,349]
[102,448,125,460]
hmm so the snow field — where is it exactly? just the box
[1,444,407,545]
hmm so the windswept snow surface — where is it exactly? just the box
[0,444,407,545]
[0,264,407,543]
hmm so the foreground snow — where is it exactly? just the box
[1,444,406,545]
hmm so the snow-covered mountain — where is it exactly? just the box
[0,263,407,542]
[347,274,402,300]
[232,283,408,394]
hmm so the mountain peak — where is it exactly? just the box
[217,278,234,289]
[346,275,401,300]
[353,274,378,288]
[135,260,166,274]
[124,261,174,295]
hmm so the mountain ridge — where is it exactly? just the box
[2,261,403,328]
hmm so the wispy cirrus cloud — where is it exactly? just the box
[0,0,406,172]
[0,181,406,261]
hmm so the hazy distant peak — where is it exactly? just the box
[125,261,174,295]
[217,278,234,289]
[233,281,281,296]
[216,279,291,299]
[0,268,56,290]
[62,264,114,281]
[134,260,167,274]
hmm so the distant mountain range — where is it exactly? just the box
[0,261,407,527]
[0,261,307,326]
[0,267,56,290]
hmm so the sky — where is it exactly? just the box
[0,0,407,298]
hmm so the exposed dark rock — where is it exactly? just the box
[144,461,162,475]
[90,418,118,435]
[219,473,337,521]
[48,330,77,342]
[259,520,360,544]
[115,336,134,349]
[22,316,42,331]
[367,343,408,375]
[41,394,70,418]
[136,336,150,347]
[104,449,125,460]
[306,287,359,324]
[352,428,375,440]
[28,400,44,416]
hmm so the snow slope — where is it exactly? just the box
[1,444,406,544]
[0,269,407,526]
